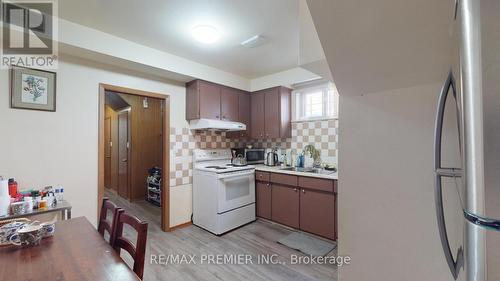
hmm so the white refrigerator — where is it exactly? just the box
[434,1,500,280]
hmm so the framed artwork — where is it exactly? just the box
[10,66,57,112]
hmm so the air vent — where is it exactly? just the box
[240,35,266,48]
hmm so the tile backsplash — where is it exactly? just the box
[169,119,338,187]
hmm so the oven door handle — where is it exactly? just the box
[217,171,255,180]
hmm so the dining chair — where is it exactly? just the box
[112,211,148,279]
[97,197,122,244]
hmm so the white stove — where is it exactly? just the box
[195,161,255,173]
[192,149,256,235]
[193,149,254,173]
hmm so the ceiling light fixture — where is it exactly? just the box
[192,25,220,44]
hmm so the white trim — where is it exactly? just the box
[292,78,330,90]
[292,117,338,123]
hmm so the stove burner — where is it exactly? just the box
[226,164,248,167]
[205,166,228,170]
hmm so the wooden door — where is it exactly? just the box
[264,88,280,138]
[199,82,221,120]
[118,111,129,199]
[104,117,112,189]
[256,181,272,219]
[220,87,238,121]
[271,184,299,228]
[300,189,335,240]
[119,94,164,201]
[251,91,265,139]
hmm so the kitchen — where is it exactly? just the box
[185,79,338,242]
[1,0,498,281]
[0,0,341,280]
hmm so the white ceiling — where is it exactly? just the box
[307,0,453,96]
[59,0,300,79]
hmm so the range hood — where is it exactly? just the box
[189,118,246,131]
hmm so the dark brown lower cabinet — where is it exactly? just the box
[299,189,335,240]
[271,184,300,228]
[256,181,272,219]
[256,172,337,240]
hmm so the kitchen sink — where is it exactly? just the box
[280,167,311,172]
[279,167,333,174]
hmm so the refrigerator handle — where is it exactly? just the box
[464,211,500,232]
[434,70,464,280]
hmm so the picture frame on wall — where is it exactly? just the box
[10,66,57,112]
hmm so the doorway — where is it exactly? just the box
[98,84,170,232]
[117,110,130,198]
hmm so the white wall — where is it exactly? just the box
[250,67,320,91]
[0,54,188,226]
[306,0,452,97]
[338,83,460,281]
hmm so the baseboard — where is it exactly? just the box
[170,221,192,231]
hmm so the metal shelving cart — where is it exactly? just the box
[146,167,161,206]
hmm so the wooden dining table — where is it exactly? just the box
[0,217,140,281]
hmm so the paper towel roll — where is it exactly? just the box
[0,179,9,197]
[0,196,10,216]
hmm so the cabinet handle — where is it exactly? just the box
[301,189,305,193]
[267,183,270,187]
[216,115,220,119]
[294,188,298,192]
[222,116,226,119]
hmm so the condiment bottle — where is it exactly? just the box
[8,178,17,197]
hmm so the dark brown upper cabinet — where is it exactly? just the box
[227,91,251,138]
[238,92,251,137]
[196,81,221,119]
[186,81,291,140]
[220,87,239,121]
[251,86,291,139]
[250,91,265,139]
[186,80,239,122]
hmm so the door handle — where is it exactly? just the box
[434,70,463,280]
[122,159,128,162]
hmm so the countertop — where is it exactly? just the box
[254,165,338,180]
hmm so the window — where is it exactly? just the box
[293,82,338,121]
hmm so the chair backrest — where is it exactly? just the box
[112,212,148,279]
[97,197,122,243]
